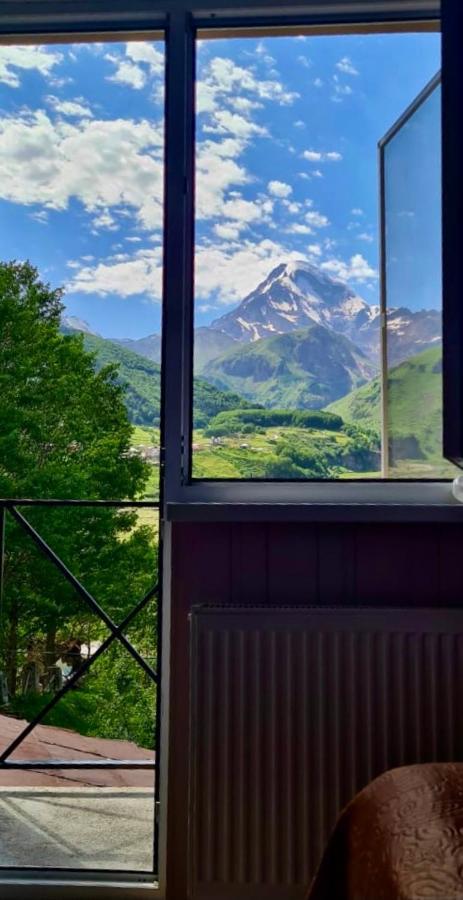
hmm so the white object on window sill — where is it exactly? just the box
[452,476,463,502]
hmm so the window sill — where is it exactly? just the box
[0,880,159,900]
[165,481,463,522]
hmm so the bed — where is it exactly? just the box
[308,763,463,899]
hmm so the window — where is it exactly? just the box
[190,27,443,483]
[380,73,457,479]
[0,35,164,879]
[1,0,462,895]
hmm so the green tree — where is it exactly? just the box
[0,262,157,736]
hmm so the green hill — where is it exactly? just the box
[202,324,375,410]
[80,333,254,427]
[328,344,446,462]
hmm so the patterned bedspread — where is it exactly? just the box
[308,763,463,899]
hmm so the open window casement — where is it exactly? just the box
[378,72,457,480]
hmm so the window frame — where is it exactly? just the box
[0,18,167,900]
[160,0,462,515]
[442,0,463,469]
[378,70,442,479]
[0,0,459,898]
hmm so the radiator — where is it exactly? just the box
[188,607,463,900]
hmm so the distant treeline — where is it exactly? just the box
[205,408,344,436]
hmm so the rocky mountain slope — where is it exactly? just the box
[202,323,376,410]
[210,260,441,366]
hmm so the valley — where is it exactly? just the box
[64,257,449,483]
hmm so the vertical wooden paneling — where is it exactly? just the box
[230,524,268,604]
[438,524,463,606]
[267,523,318,605]
[166,523,232,900]
[317,524,356,605]
[355,524,440,606]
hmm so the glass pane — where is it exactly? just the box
[0,38,164,502]
[382,80,457,478]
[0,510,157,871]
[0,37,163,873]
[0,775,155,870]
[192,30,441,480]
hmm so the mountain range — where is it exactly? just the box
[60,326,252,428]
[328,344,452,469]
[209,260,441,366]
[202,324,376,410]
[63,258,442,411]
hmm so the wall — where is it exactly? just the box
[164,520,463,899]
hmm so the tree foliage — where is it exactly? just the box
[204,407,344,436]
[0,262,157,747]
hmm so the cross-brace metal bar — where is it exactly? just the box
[9,506,157,683]
[0,581,158,764]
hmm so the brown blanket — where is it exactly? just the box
[308,763,463,900]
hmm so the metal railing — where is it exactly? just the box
[0,497,160,872]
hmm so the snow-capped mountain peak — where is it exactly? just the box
[210,259,441,365]
[211,259,371,344]
[61,315,99,336]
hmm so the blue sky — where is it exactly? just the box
[0,31,440,339]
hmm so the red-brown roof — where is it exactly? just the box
[0,714,154,788]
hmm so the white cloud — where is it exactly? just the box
[0,109,164,231]
[313,78,323,88]
[29,209,49,224]
[0,45,62,87]
[284,200,302,214]
[125,42,164,74]
[204,109,267,139]
[106,41,164,90]
[254,41,275,65]
[67,246,163,299]
[213,222,242,240]
[229,96,263,113]
[268,180,292,199]
[287,223,313,235]
[293,120,305,129]
[336,56,359,76]
[332,81,353,102]
[92,210,118,231]
[297,55,312,68]
[222,196,272,223]
[196,138,249,219]
[195,238,303,304]
[358,232,374,243]
[46,95,93,118]
[307,243,322,256]
[197,56,299,115]
[302,149,342,163]
[195,53,304,225]
[305,210,330,228]
[351,208,364,216]
[321,253,377,283]
[106,58,146,89]
[67,238,304,307]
